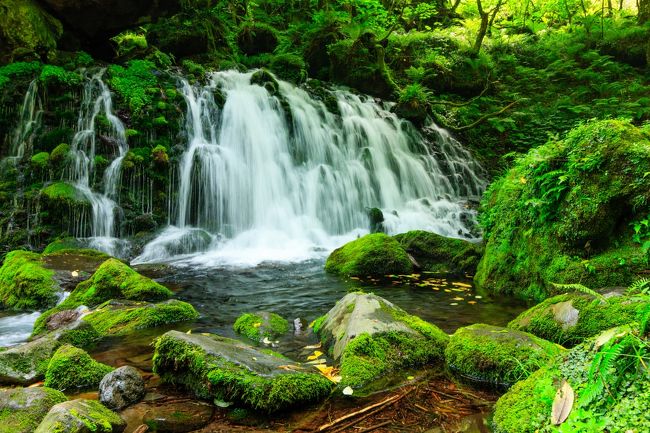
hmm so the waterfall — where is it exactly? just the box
[134,70,487,266]
[66,70,129,256]
[10,80,42,158]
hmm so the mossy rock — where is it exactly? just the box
[44,344,113,391]
[41,182,88,206]
[153,331,332,413]
[0,250,59,311]
[492,325,649,433]
[82,299,199,338]
[233,312,289,343]
[0,335,60,385]
[34,399,126,433]
[476,120,650,301]
[0,387,67,433]
[445,324,563,387]
[325,233,413,277]
[314,292,448,392]
[236,22,278,56]
[508,292,650,347]
[394,230,483,275]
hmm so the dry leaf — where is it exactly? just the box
[303,343,322,350]
[551,380,574,425]
[307,350,323,360]
[278,364,303,371]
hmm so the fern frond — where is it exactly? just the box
[627,278,650,295]
[551,282,606,302]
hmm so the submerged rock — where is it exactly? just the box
[142,400,214,433]
[445,324,563,387]
[34,399,126,433]
[394,230,483,275]
[313,292,449,391]
[0,335,60,385]
[44,344,114,391]
[99,366,145,410]
[325,233,413,277]
[153,330,332,413]
[0,387,67,433]
[0,250,59,311]
[508,292,650,347]
[233,311,289,343]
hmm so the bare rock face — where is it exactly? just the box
[99,366,146,410]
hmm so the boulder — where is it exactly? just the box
[0,387,67,433]
[313,292,449,391]
[0,250,59,311]
[44,344,114,391]
[394,230,483,274]
[34,399,126,433]
[99,366,145,410]
[0,335,60,385]
[492,325,648,433]
[153,330,332,413]
[233,311,289,343]
[508,292,650,347]
[325,233,413,277]
[445,324,563,387]
[142,400,214,433]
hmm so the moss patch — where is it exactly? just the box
[233,312,289,342]
[325,233,413,277]
[0,250,58,311]
[508,292,650,347]
[44,344,113,391]
[445,324,563,387]
[0,387,67,433]
[34,399,125,433]
[153,331,332,413]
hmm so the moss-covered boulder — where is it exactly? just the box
[0,387,67,433]
[153,330,332,413]
[313,292,449,391]
[445,324,563,387]
[394,230,483,275]
[475,120,650,301]
[34,399,126,433]
[0,335,60,385]
[492,325,649,433]
[0,0,62,63]
[44,344,113,391]
[82,299,199,338]
[325,233,413,277]
[0,250,59,311]
[233,312,289,343]
[508,292,650,347]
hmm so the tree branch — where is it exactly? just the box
[445,99,522,131]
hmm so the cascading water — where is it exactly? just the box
[66,70,129,256]
[10,80,42,158]
[135,70,487,266]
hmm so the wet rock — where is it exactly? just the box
[44,344,114,391]
[325,233,413,277]
[508,292,650,347]
[142,400,214,432]
[153,330,332,413]
[0,335,60,385]
[366,207,385,234]
[34,399,126,433]
[0,387,67,433]
[46,308,82,331]
[313,292,448,391]
[233,311,289,343]
[99,366,146,410]
[445,324,563,387]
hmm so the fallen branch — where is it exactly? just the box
[429,85,490,107]
[357,420,393,433]
[447,99,521,132]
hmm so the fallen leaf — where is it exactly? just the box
[303,343,322,350]
[407,376,414,380]
[467,301,477,305]
[450,302,458,306]
[307,350,324,360]
[252,322,262,328]
[278,364,303,371]
[551,380,574,425]
[342,386,354,395]
[262,337,271,345]
[474,295,483,299]
[71,270,79,277]
[452,297,464,301]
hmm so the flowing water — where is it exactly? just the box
[10,79,42,159]
[135,70,487,266]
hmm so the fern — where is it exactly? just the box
[627,278,650,296]
[551,283,606,302]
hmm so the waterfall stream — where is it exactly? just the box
[10,80,42,159]
[134,70,487,266]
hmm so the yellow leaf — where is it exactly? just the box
[253,322,262,328]
[520,176,527,184]
[307,350,323,360]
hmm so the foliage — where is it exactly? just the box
[108,60,157,114]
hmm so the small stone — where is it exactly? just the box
[99,366,146,410]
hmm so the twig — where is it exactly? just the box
[448,99,521,132]
[356,420,392,433]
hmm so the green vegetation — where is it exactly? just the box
[44,344,113,391]
[0,387,67,433]
[34,399,126,433]
[445,324,563,386]
[233,312,289,342]
[325,233,413,277]
[0,250,58,310]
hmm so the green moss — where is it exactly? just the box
[476,119,650,301]
[233,312,289,342]
[30,152,49,169]
[0,0,61,63]
[108,60,158,114]
[153,332,332,413]
[34,399,125,433]
[394,230,483,275]
[39,65,81,86]
[325,233,413,277]
[0,387,67,433]
[311,315,326,335]
[151,145,169,165]
[153,116,168,127]
[508,293,650,347]
[44,345,113,391]
[41,238,81,254]
[0,61,41,89]
[82,299,199,337]
[445,324,562,387]
[0,250,58,311]
[41,182,88,211]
